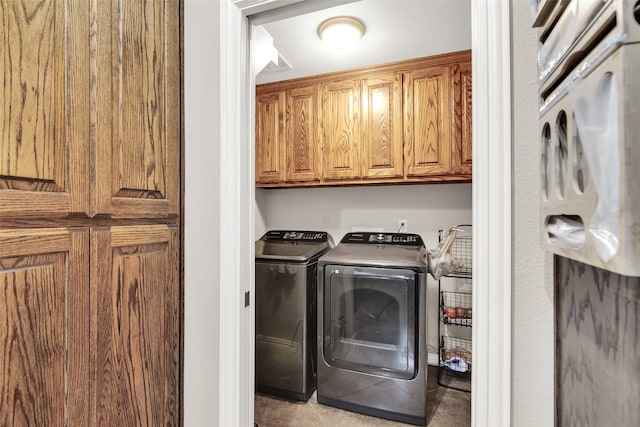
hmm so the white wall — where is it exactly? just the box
[256,183,472,358]
[510,1,554,425]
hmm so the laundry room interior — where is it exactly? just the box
[253,0,473,425]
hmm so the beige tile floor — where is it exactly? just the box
[255,366,471,427]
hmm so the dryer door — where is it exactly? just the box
[322,265,417,380]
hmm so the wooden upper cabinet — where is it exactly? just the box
[322,79,362,180]
[93,0,180,218]
[256,91,285,184]
[254,50,472,187]
[0,228,89,425]
[451,61,472,175]
[91,225,179,426]
[285,85,321,183]
[0,0,90,218]
[404,65,452,177]
[362,73,403,179]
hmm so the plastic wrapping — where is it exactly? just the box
[538,0,605,82]
[546,215,586,248]
[427,228,463,281]
[571,71,619,262]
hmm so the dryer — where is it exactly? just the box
[317,232,427,425]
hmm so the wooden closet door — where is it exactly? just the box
[404,66,451,177]
[91,225,179,426]
[0,228,89,425]
[0,0,90,218]
[362,72,403,179]
[93,0,180,218]
[322,79,362,181]
[286,85,321,183]
[451,60,472,175]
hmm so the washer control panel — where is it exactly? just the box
[264,230,329,242]
[341,232,424,246]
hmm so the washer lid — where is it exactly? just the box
[255,230,334,262]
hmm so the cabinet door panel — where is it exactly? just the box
[404,67,451,176]
[286,86,321,182]
[256,91,285,183]
[0,228,89,425]
[0,0,89,217]
[94,0,179,217]
[91,225,179,426]
[322,80,361,180]
[452,61,472,175]
[362,73,403,179]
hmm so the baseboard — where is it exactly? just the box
[428,352,439,367]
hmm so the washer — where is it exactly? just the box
[255,230,334,401]
[317,232,427,425]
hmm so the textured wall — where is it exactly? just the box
[184,0,221,424]
[556,257,640,426]
[511,0,555,425]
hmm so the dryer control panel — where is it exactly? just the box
[341,232,424,246]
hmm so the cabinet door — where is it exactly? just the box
[0,0,90,218]
[93,0,180,218]
[91,225,179,426]
[0,228,89,425]
[322,80,362,180]
[404,66,451,177]
[451,61,472,175]
[285,85,321,183]
[362,73,403,179]
[256,91,286,184]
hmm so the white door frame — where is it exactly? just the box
[195,0,513,425]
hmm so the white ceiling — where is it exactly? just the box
[256,0,472,84]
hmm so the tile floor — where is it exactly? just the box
[254,366,471,427]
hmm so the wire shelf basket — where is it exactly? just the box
[438,224,472,278]
[440,291,472,327]
[438,336,472,392]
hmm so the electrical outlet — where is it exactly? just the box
[398,219,407,232]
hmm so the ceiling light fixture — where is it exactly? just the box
[318,16,365,52]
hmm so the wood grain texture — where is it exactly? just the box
[255,50,472,188]
[362,72,403,179]
[0,0,90,217]
[285,85,321,183]
[404,66,451,177]
[322,79,361,180]
[255,91,285,183]
[91,225,179,426]
[451,60,472,175]
[0,228,89,426]
[556,257,640,427]
[93,0,179,218]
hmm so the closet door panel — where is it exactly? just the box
[0,228,89,425]
[91,225,179,426]
[0,0,90,217]
[93,0,179,218]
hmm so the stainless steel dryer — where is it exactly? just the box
[317,232,427,425]
[255,230,334,401]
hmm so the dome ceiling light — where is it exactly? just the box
[317,16,365,52]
